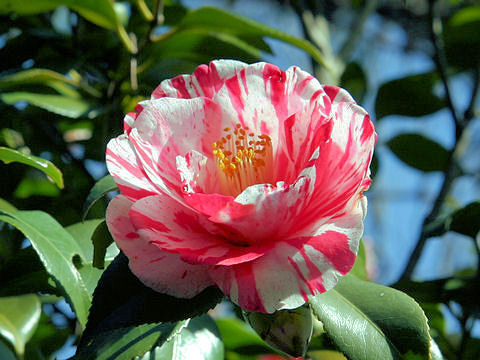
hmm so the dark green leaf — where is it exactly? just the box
[177,7,326,67]
[375,73,445,120]
[0,209,91,327]
[0,294,41,356]
[310,274,430,360]
[447,201,480,238]
[444,6,480,69]
[0,340,16,360]
[91,221,114,269]
[81,252,224,344]
[340,62,367,103]
[0,147,63,188]
[386,133,449,172]
[82,175,117,220]
[24,314,70,360]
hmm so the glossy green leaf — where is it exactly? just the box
[0,209,91,327]
[77,321,184,360]
[0,294,41,356]
[0,147,64,188]
[309,350,347,360]
[375,73,445,120]
[177,7,326,67]
[310,274,430,360]
[0,92,89,118]
[350,239,368,280]
[78,315,222,360]
[83,175,117,220]
[14,177,61,198]
[66,219,119,294]
[0,68,74,89]
[1,0,117,30]
[138,315,224,360]
[447,201,480,238]
[216,317,273,356]
[81,252,224,344]
[386,133,450,172]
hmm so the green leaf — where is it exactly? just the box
[375,72,445,120]
[83,175,118,220]
[0,147,64,188]
[0,294,41,356]
[340,62,367,103]
[0,340,16,360]
[386,133,450,172]
[447,201,480,238]
[216,318,273,356]
[77,321,185,360]
[309,350,347,360]
[14,177,61,198]
[176,7,327,67]
[78,315,223,360]
[0,92,89,118]
[1,0,116,30]
[91,221,114,269]
[309,274,430,360]
[66,219,119,294]
[137,315,224,360]
[81,252,224,344]
[350,239,368,280]
[24,313,70,360]
[0,209,91,327]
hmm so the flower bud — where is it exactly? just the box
[243,303,313,357]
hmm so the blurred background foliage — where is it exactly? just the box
[0,0,479,359]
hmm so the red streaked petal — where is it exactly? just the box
[128,195,271,266]
[106,195,214,298]
[209,199,364,313]
[152,60,249,99]
[106,135,159,201]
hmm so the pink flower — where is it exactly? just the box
[106,60,375,313]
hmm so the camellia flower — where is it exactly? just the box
[106,60,375,313]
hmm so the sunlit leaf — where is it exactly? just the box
[350,239,368,280]
[0,294,41,356]
[83,175,117,220]
[310,274,430,360]
[0,210,91,327]
[386,133,450,172]
[0,147,63,188]
[176,7,326,67]
[0,92,89,118]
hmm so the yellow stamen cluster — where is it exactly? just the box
[213,124,274,196]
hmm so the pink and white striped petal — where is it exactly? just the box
[127,97,227,199]
[106,135,160,201]
[128,195,273,266]
[209,197,366,313]
[152,60,249,99]
[106,195,214,298]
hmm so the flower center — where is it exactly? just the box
[212,124,274,196]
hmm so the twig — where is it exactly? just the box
[399,0,471,280]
